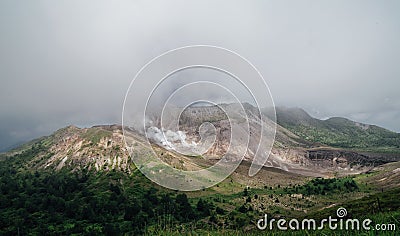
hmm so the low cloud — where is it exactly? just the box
[1,0,399,150]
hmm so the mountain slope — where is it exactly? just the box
[1,125,399,235]
[3,105,399,179]
[275,107,400,152]
[1,109,400,234]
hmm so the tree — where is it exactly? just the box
[175,194,195,221]
[243,187,249,196]
[196,199,211,217]
[246,196,251,203]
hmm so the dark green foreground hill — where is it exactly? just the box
[1,147,399,235]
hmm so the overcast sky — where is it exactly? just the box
[1,0,399,151]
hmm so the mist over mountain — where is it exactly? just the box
[1,0,400,155]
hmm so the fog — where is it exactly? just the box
[1,0,400,151]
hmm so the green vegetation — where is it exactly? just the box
[275,107,400,153]
[1,149,261,234]
[0,155,399,235]
[0,165,206,234]
[286,122,400,151]
[309,188,400,220]
[81,128,112,145]
[285,177,359,195]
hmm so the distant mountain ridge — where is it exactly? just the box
[274,107,400,152]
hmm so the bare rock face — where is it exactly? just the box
[173,103,271,162]
[305,148,390,172]
[141,103,394,177]
[26,125,135,173]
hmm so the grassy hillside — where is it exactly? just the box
[275,107,400,153]
[1,141,399,235]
